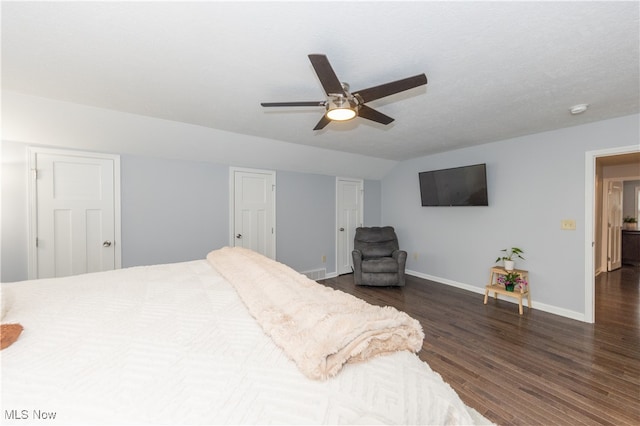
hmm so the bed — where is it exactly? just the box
[1,247,491,425]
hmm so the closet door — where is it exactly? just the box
[30,148,121,279]
[336,178,363,275]
[231,168,276,259]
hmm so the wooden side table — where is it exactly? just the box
[484,266,531,315]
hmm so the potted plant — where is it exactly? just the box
[623,216,637,230]
[497,271,528,292]
[495,247,524,271]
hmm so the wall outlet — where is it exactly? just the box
[413,252,419,261]
[561,219,576,230]
[322,255,326,263]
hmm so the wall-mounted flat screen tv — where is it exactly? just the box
[419,163,488,206]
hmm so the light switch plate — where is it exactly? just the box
[561,219,576,230]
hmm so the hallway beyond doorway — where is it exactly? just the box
[595,265,639,326]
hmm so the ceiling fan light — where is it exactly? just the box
[327,107,357,121]
[326,96,357,121]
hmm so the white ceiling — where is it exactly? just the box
[2,1,639,162]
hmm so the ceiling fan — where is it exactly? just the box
[260,54,428,130]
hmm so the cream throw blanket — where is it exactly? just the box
[206,246,425,380]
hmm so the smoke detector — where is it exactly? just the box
[570,104,589,115]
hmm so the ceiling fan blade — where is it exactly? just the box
[313,114,332,130]
[308,54,346,96]
[261,101,326,107]
[353,73,427,103]
[357,105,394,125]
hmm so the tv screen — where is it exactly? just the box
[419,163,488,206]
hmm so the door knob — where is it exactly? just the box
[103,241,112,247]
[236,234,242,239]
[339,228,344,231]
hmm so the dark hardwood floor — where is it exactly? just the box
[319,266,639,425]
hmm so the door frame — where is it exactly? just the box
[335,177,364,275]
[228,166,276,258]
[585,144,639,323]
[27,147,122,279]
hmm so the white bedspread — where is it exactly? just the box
[1,260,490,425]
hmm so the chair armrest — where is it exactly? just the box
[352,250,363,284]
[392,250,407,286]
[392,250,407,263]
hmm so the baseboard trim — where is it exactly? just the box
[406,269,586,322]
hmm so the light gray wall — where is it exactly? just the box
[276,171,335,273]
[382,114,639,318]
[120,155,229,267]
[275,173,383,273]
[0,140,29,282]
[363,179,382,226]
[1,141,381,281]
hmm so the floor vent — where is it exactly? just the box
[302,268,326,281]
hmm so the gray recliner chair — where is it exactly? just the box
[352,226,407,286]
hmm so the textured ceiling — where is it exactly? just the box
[2,1,639,162]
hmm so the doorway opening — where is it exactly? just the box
[586,147,640,323]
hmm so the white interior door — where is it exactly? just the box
[336,178,363,275]
[30,149,121,279]
[231,168,275,259]
[606,180,623,271]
